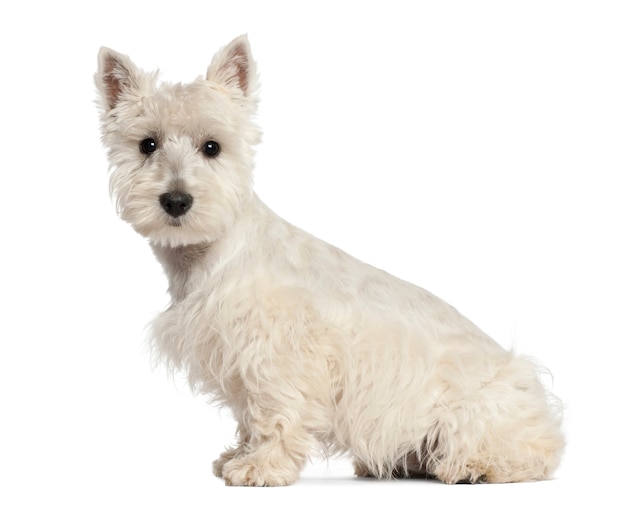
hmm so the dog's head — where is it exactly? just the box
[95,35,261,247]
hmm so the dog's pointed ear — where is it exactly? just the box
[96,48,143,111]
[206,35,258,98]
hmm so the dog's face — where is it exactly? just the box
[96,36,260,247]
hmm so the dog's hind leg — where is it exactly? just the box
[426,354,564,484]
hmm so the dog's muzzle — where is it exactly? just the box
[159,191,193,218]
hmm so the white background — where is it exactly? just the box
[1,1,624,505]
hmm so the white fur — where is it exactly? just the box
[95,35,564,486]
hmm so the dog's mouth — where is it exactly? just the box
[164,216,183,227]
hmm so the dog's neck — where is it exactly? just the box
[150,194,278,303]
[151,241,212,302]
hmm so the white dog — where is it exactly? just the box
[95,35,564,486]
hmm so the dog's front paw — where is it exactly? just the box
[222,456,297,487]
[213,448,240,478]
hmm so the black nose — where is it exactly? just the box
[159,191,193,218]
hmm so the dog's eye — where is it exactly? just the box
[139,138,157,154]
[202,140,220,158]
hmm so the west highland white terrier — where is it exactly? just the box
[95,35,564,486]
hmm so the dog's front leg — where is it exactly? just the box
[220,389,314,486]
[215,292,333,486]
[218,318,322,486]
[213,421,250,478]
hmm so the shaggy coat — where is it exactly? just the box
[96,35,564,486]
